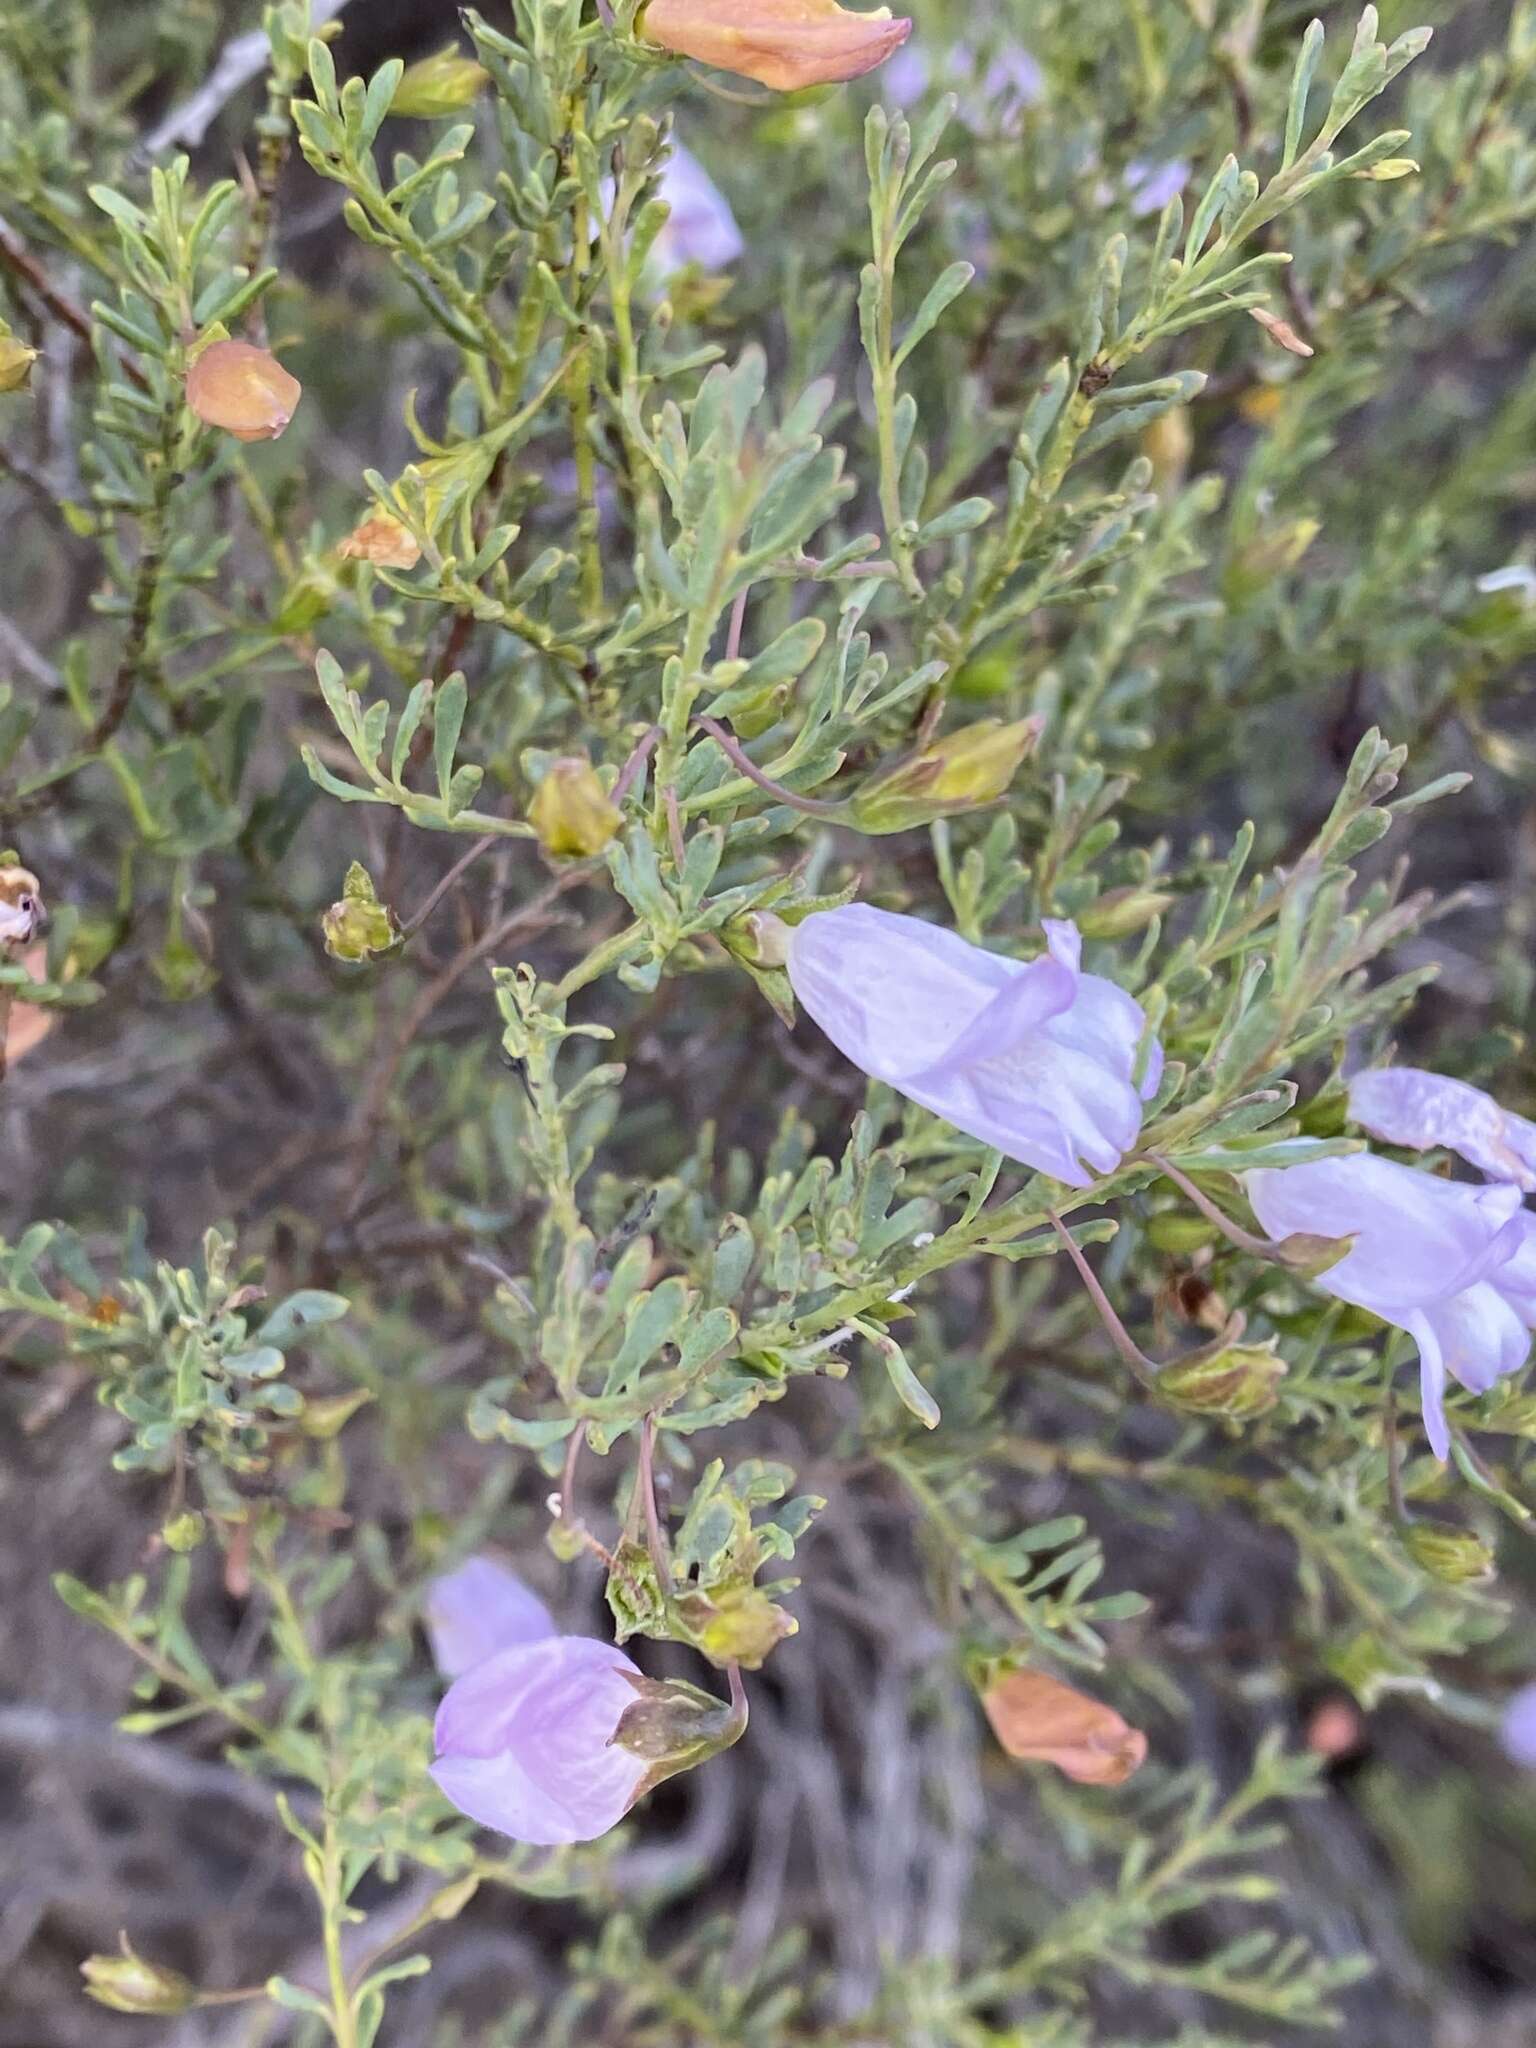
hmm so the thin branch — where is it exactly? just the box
[136,0,354,158]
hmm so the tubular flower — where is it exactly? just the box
[431,1635,651,1845]
[1246,1153,1536,1460]
[185,339,301,442]
[639,0,912,92]
[1348,1065,1536,1193]
[426,1555,557,1679]
[1501,1681,1536,1767]
[338,511,422,570]
[785,907,1162,1186]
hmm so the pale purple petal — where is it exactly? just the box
[1501,1682,1536,1767]
[426,1556,557,1680]
[1245,1156,1525,1317]
[1415,1282,1533,1396]
[787,906,1160,1184]
[1406,1311,1452,1461]
[1348,1067,1536,1192]
[653,143,743,273]
[1126,159,1190,217]
[1248,1154,1533,1461]
[881,43,929,104]
[432,1636,647,1845]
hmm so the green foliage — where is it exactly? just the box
[6,0,1536,2040]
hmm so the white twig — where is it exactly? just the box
[137,0,355,158]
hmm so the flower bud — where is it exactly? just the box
[1076,885,1176,939]
[672,1584,796,1668]
[0,333,39,392]
[1156,1338,1286,1419]
[160,1510,207,1553]
[321,862,399,962]
[979,1666,1146,1785]
[298,1387,375,1439]
[390,45,490,117]
[638,0,912,91]
[186,338,301,442]
[81,1944,195,2015]
[720,910,791,969]
[338,511,421,570]
[1403,1521,1496,1584]
[847,717,1041,834]
[528,757,622,858]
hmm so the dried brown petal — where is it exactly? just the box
[640,0,911,91]
[338,512,422,570]
[186,338,302,442]
[982,1668,1147,1786]
[1248,305,1315,359]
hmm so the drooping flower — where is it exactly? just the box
[652,142,745,273]
[185,339,301,442]
[0,864,45,950]
[847,717,1041,833]
[785,908,1162,1186]
[639,0,912,92]
[981,1667,1147,1785]
[425,1556,747,1844]
[426,1555,557,1679]
[1245,1153,1536,1459]
[431,1634,652,1844]
[1348,1066,1536,1193]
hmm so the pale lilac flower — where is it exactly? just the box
[651,141,744,273]
[425,1555,557,1680]
[1125,159,1191,217]
[1476,565,1536,601]
[786,907,1162,1186]
[884,40,1042,124]
[1348,1067,1536,1194]
[431,1635,648,1845]
[1500,1682,1536,1767]
[1246,1154,1536,1460]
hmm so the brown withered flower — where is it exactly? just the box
[338,511,422,570]
[639,0,912,92]
[185,338,302,442]
[981,1667,1147,1786]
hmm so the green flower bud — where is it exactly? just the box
[528,756,622,858]
[1157,1339,1286,1419]
[161,1510,206,1553]
[719,910,791,970]
[846,717,1041,834]
[322,863,399,962]
[81,1943,195,2015]
[298,1388,374,1438]
[390,45,491,117]
[1076,886,1177,939]
[1403,1521,1496,1584]
[0,333,39,393]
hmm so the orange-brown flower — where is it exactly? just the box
[3,943,56,1067]
[185,339,302,442]
[981,1668,1147,1786]
[338,511,422,570]
[639,0,911,91]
